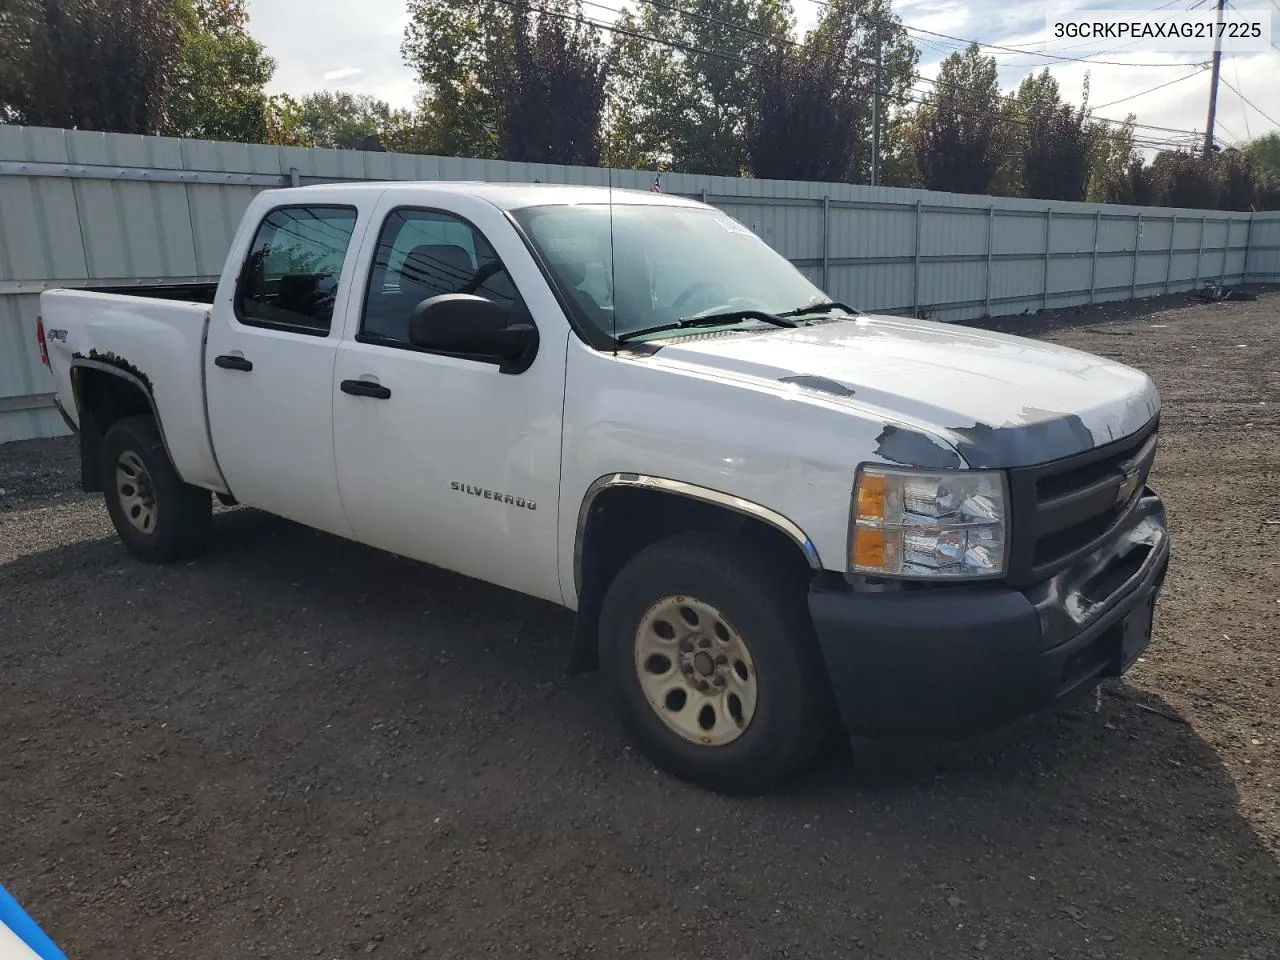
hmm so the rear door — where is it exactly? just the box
[205,202,365,538]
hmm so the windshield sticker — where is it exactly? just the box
[713,216,754,236]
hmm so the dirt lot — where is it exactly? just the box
[2,289,1279,960]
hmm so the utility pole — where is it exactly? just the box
[871,20,883,186]
[1203,0,1226,156]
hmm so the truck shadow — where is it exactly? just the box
[3,504,1278,958]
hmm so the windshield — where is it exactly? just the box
[511,203,832,341]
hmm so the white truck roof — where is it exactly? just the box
[266,180,701,212]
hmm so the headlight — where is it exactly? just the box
[850,465,1008,579]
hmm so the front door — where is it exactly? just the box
[205,203,362,538]
[332,194,564,603]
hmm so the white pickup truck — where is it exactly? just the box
[38,182,1170,793]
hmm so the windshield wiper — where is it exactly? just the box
[615,309,796,343]
[777,301,857,318]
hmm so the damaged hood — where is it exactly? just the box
[645,313,1160,468]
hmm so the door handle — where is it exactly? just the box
[340,379,391,399]
[214,354,253,372]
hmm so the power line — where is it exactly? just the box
[503,0,755,64]
[1220,76,1280,127]
[984,0,1208,66]
[805,0,1212,68]
[1089,65,1210,109]
[1230,56,1252,140]
[622,0,1209,141]
[1215,119,1244,142]
[630,0,796,52]
[494,0,1202,152]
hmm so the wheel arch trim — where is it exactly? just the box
[573,473,824,596]
[71,359,178,469]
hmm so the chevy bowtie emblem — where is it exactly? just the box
[1116,468,1141,505]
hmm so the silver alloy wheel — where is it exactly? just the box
[634,595,758,747]
[116,450,157,534]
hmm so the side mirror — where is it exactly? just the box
[408,294,539,374]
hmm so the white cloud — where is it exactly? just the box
[322,67,364,82]
[895,0,1279,148]
[248,0,416,106]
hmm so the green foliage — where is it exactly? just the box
[378,99,436,154]
[164,0,275,143]
[262,94,303,146]
[602,0,794,176]
[747,33,864,181]
[499,0,607,165]
[295,91,394,150]
[401,0,513,159]
[1124,149,1274,212]
[745,0,918,185]
[805,0,917,184]
[0,0,37,120]
[1245,133,1280,180]
[1004,70,1095,201]
[1146,151,1220,208]
[1,0,183,133]
[911,44,1005,195]
[1086,114,1141,203]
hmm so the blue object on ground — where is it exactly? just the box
[0,885,67,960]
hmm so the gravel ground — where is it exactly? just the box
[2,289,1279,960]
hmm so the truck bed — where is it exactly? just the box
[40,288,226,493]
[83,281,219,304]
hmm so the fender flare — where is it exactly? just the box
[70,358,178,469]
[572,472,824,597]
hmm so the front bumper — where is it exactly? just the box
[809,489,1169,735]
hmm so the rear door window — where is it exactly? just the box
[236,205,358,336]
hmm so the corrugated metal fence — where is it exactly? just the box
[3,123,1279,443]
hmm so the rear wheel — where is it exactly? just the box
[599,531,830,793]
[101,415,211,563]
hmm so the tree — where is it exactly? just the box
[265,93,308,146]
[1245,133,1280,210]
[2,0,182,133]
[1113,157,1154,206]
[602,0,793,176]
[1245,132,1280,181]
[911,44,1004,195]
[1146,151,1220,209]
[378,100,436,154]
[804,0,918,184]
[746,35,863,181]
[0,0,37,121]
[499,0,607,165]
[401,0,513,158]
[295,91,395,150]
[164,0,275,143]
[1087,114,1142,204]
[1007,70,1095,201]
[1213,148,1260,211]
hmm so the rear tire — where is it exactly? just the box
[101,415,211,563]
[599,531,830,794]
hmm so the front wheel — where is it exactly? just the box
[100,415,211,563]
[599,532,831,793]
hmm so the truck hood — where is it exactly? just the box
[644,314,1159,468]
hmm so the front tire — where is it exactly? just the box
[599,532,830,793]
[100,415,211,563]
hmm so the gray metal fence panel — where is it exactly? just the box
[2,123,1279,442]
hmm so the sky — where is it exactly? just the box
[247,0,1280,151]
